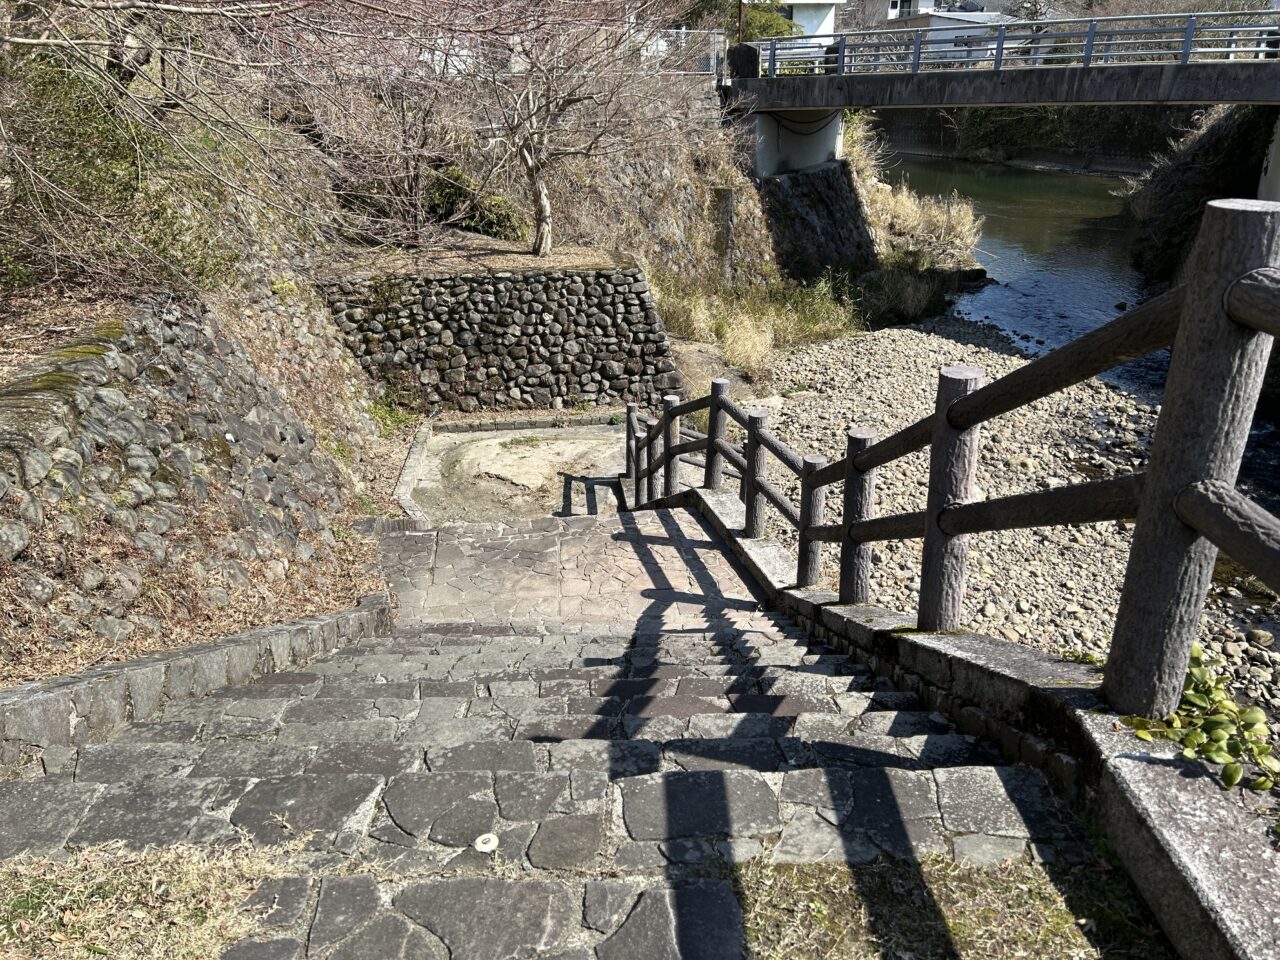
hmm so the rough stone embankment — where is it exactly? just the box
[0,286,385,687]
[753,316,1280,731]
[323,266,682,414]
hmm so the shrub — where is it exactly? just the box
[0,60,243,289]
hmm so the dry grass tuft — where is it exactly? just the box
[655,275,859,384]
[0,499,382,688]
[736,854,1172,960]
[0,844,284,959]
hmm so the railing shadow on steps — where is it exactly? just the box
[606,505,963,957]
[626,198,1280,720]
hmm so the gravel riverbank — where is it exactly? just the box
[742,314,1280,732]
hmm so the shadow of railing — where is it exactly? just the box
[611,505,962,957]
[555,472,623,517]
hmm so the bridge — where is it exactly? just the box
[725,10,1280,176]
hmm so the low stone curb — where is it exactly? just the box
[623,482,1280,960]
[0,593,392,777]
[394,424,435,525]
[431,409,624,434]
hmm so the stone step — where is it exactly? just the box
[228,875,745,960]
[72,717,991,788]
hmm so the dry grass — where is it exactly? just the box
[0,844,284,959]
[654,114,984,383]
[737,854,1172,960]
[0,493,382,688]
[655,274,860,384]
[844,113,983,273]
[0,289,131,383]
[319,229,617,280]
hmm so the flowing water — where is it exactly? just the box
[885,153,1280,509]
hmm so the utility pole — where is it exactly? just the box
[738,0,745,43]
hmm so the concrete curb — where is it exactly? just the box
[0,593,392,777]
[395,423,435,525]
[625,481,1280,960]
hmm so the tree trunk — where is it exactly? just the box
[530,170,552,257]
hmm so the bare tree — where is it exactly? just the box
[457,1,706,256]
[0,1,710,279]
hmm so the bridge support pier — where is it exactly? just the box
[1259,115,1280,203]
[750,110,844,178]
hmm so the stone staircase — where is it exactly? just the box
[1,507,1089,958]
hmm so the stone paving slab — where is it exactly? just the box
[3,507,1100,958]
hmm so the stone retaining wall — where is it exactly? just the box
[0,594,391,775]
[322,266,682,414]
[0,287,377,689]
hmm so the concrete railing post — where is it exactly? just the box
[743,411,768,538]
[663,395,681,499]
[797,455,828,587]
[705,379,729,490]
[625,402,638,484]
[918,365,986,632]
[635,420,649,508]
[839,428,878,604]
[1106,199,1280,718]
[645,417,660,505]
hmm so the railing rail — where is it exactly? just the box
[625,198,1280,719]
[745,10,1280,79]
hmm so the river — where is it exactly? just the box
[886,153,1280,509]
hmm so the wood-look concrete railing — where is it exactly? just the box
[625,199,1280,719]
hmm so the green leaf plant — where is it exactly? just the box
[1124,644,1279,791]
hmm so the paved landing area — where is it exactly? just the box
[2,508,1089,958]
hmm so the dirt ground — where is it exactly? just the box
[409,425,625,523]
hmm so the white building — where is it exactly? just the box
[887,9,1012,61]
[777,1,847,36]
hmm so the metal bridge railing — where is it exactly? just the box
[747,10,1280,77]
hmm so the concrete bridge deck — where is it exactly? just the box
[733,60,1280,112]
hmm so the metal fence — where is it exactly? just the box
[650,29,725,75]
[747,10,1280,76]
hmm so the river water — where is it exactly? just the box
[886,153,1280,508]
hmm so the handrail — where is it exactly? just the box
[720,396,751,429]
[853,418,932,473]
[757,427,806,476]
[948,288,1183,431]
[620,200,1280,720]
[668,395,711,419]
[758,476,801,528]
[713,437,746,473]
[849,510,927,543]
[1174,480,1280,594]
[665,438,706,460]
[747,10,1280,78]
[809,455,847,489]
[1226,266,1280,338]
[938,474,1143,536]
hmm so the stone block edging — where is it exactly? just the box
[394,424,435,525]
[431,409,623,434]
[0,592,392,777]
[627,482,1280,960]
